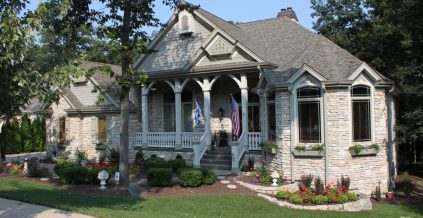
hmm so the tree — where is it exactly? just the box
[20,114,32,152]
[311,0,423,164]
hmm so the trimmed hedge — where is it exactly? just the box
[200,168,216,185]
[168,159,186,172]
[179,169,202,187]
[144,157,168,170]
[58,166,100,185]
[147,168,172,186]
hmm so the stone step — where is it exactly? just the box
[200,163,232,170]
[207,147,231,154]
[200,159,232,165]
[202,153,232,160]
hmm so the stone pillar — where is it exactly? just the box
[141,86,149,148]
[258,89,268,143]
[175,91,182,150]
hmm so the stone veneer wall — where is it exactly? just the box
[268,87,390,195]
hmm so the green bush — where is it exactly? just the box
[289,194,303,204]
[259,174,272,185]
[147,168,172,186]
[275,190,291,200]
[179,169,202,187]
[175,154,183,159]
[400,171,414,198]
[347,192,359,201]
[336,194,349,204]
[107,146,120,166]
[135,150,144,163]
[27,161,44,177]
[201,168,216,185]
[144,157,168,170]
[312,195,328,205]
[60,166,89,184]
[168,159,186,172]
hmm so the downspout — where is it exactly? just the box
[323,85,329,185]
[387,88,396,190]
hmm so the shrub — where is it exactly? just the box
[150,154,158,158]
[135,150,144,164]
[336,194,349,204]
[276,190,291,200]
[299,174,313,189]
[168,159,186,172]
[60,166,89,184]
[175,154,183,159]
[76,150,88,163]
[259,174,272,185]
[289,194,303,204]
[247,156,255,169]
[144,157,168,170]
[347,192,359,201]
[147,168,172,186]
[369,143,380,152]
[314,176,325,195]
[312,195,328,205]
[107,146,120,166]
[179,169,202,187]
[400,171,414,198]
[349,144,365,154]
[201,168,216,185]
[27,161,44,177]
[263,142,278,151]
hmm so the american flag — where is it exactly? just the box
[231,96,240,138]
[194,100,201,127]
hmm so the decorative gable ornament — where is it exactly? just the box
[205,35,234,59]
[179,11,194,36]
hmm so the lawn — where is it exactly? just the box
[0,178,422,218]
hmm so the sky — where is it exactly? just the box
[26,0,315,33]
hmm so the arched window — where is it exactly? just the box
[297,87,322,143]
[351,85,371,142]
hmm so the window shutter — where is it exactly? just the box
[91,117,98,144]
[65,118,70,141]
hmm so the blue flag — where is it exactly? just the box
[194,100,202,127]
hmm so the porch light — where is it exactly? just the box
[271,171,280,187]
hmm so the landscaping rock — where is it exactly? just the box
[227,184,237,189]
[40,178,50,182]
[220,180,230,184]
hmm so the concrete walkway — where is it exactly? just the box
[0,198,94,218]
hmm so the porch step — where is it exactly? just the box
[200,147,232,171]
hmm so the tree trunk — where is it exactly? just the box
[118,0,132,188]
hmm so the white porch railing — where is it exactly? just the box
[248,132,262,150]
[146,132,176,148]
[231,131,247,174]
[193,132,209,167]
[134,132,143,146]
[182,132,203,149]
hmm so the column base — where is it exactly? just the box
[232,168,240,175]
[175,144,182,150]
[142,143,148,149]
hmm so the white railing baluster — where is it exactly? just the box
[247,132,262,150]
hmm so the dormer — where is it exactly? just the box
[179,10,194,36]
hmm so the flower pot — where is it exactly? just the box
[386,191,394,199]
[292,150,325,157]
[350,148,378,157]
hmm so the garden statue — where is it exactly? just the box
[271,171,280,187]
[98,170,109,190]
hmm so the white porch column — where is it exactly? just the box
[141,86,149,148]
[203,89,211,142]
[175,90,182,149]
[258,89,268,143]
[240,74,248,148]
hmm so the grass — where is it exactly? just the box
[417,180,423,187]
[0,178,422,218]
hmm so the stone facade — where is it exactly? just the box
[266,82,391,195]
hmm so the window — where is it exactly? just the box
[59,117,66,143]
[351,85,371,142]
[297,87,322,143]
[163,89,193,132]
[98,117,106,144]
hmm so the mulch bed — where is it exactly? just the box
[2,173,257,199]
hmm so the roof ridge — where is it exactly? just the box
[197,8,241,29]
[236,17,282,26]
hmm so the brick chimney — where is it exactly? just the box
[277,7,298,22]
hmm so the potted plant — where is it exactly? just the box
[262,141,278,154]
[292,144,325,157]
[349,144,379,156]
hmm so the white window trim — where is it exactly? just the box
[350,84,375,145]
[178,11,194,35]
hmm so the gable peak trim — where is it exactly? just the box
[348,62,382,81]
[287,64,327,84]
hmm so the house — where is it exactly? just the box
[47,6,396,195]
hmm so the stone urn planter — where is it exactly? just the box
[349,148,378,157]
[292,150,325,157]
